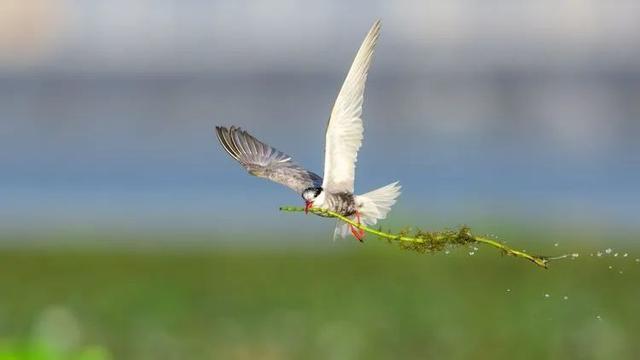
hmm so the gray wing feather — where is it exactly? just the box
[215,126,322,194]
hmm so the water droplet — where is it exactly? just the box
[444,250,450,255]
[623,253,628,257]
[597,252,603,257]
[614,253,619,257]
[608,265,613,270]
[619,270,624,275]
[635,258,639,263]
[473,246,479,251]
[554,243,559,247]
[506,289,511,293]
[544,293,550,298]
[605,248,612,254]
[563,296,568,300]
[468,251,475,256]
[596,315,602,320]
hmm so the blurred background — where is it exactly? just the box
[0,0,639,359]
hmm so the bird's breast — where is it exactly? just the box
[318,192,357,216]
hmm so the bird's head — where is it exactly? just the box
[301,187,323,214]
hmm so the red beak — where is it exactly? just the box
[304,201,312,214]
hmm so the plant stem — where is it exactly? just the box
[280,206,549,269]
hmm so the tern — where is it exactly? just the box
[215,20,400,241]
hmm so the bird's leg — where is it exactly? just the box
[349,210,365,242]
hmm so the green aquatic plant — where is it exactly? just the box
[280,206,552,269]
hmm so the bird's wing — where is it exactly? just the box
[216,126,322,194]
[322,20,381,193]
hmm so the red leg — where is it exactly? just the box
[355,211,365,239]
[349,210,365,242]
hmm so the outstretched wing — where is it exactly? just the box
[322,20,381,193]
[215,126,322,194]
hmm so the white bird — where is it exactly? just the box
[215,20,401,241]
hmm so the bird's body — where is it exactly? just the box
[215,20,401,240]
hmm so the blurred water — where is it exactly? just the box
[0,1,639,234]
[1,71,638,233]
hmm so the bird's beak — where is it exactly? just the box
[304,201,312,214]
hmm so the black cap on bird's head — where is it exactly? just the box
[302,187,323,213]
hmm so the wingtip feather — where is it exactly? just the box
[215,126,242,162]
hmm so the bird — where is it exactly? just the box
[215,20,401,241]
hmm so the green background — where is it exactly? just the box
[1,229,638,360]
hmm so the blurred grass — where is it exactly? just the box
[0,232,639,360]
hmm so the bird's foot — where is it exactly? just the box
[349,211,365,242]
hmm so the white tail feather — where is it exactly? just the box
[357,181,401,226]
[333,220,351,240]
[333,181,401,240]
